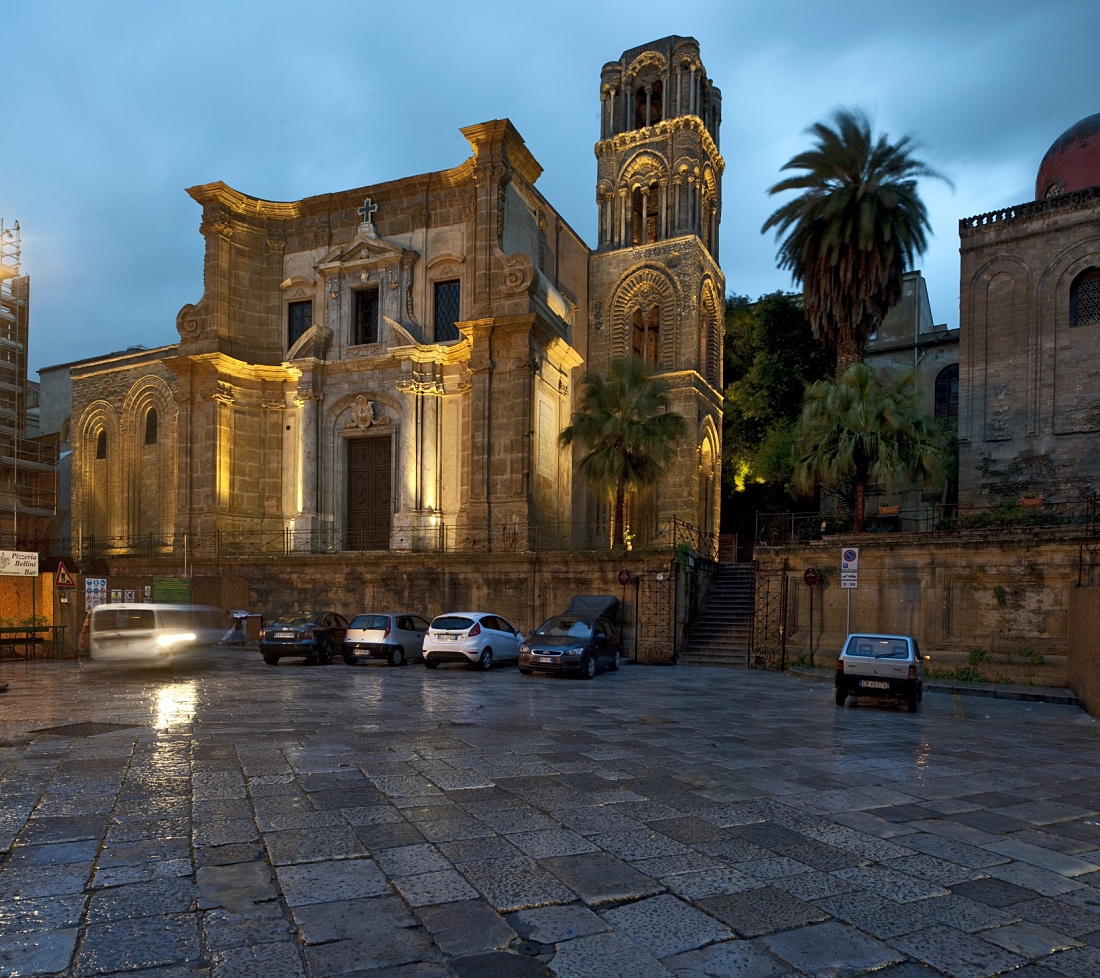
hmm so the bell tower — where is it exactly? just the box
[585,37,725,547]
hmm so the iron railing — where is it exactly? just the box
[7,516,718,563]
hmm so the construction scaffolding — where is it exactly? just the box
[0,220,58,550]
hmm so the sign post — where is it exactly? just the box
[803,567,819,664]
[840,548,859,634]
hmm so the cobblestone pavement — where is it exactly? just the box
[1,651,1099,978]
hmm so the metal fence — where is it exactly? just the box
[755,495,1100,548]
[3,516,718,564]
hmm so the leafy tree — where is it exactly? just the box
[792,363,944,533]
[762,109,947,378]
[560,357,685,547]
[723,292,833,496]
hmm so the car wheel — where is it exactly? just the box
[581,654,596,680]
[343,652,356,665]
[608,648,621,672]
[424,656,438,669]
[263,655,279,667]
[907,690,919,713]
[835,688,846,707]
[315,640,333,666]
[477,647,493,670]
[519,667,534,675]
[388,646,405,667]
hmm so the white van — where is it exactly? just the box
[88,604,225,663]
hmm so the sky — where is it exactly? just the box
[6,0,1099,376]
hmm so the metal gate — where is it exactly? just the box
[751,565,788,669]
[635,567,676,662]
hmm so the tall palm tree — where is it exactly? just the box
[560,357,685,548]
[792,363,943,533]
[762,109,947,378]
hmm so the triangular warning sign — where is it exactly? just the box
[55,561,76,588]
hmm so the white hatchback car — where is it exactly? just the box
[423,612,524,670]
[835,633,925,712]
[343,613,430,667]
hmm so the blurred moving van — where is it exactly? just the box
[88,604,225,663]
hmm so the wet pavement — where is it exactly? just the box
[1,650,1099,977]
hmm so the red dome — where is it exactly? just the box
[1036,113,1100,199]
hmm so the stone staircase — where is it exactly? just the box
[678,564,753,668]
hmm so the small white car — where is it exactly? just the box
[343,613,429,667]
[423,612,524,670]
[835,633,925,712]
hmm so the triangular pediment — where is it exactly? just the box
[317,234,415,270]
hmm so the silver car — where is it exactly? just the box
[343,613,429,667]
[835,633,925,712]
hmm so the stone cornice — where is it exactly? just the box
[595,116,724,175]
[960,185,1100,238]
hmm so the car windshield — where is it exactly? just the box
[350,615,389,630]
[535,617,593,639]
[272,614,315,626]
[432,616,474,631]
[93,608,155,631]
[845,636,910,659]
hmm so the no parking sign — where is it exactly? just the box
[841,548,859,589]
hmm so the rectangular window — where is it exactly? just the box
[354,287,380,346]
[288,300,312,349]
[434,280,461,342]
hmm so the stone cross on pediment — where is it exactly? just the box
[357,198,378,238]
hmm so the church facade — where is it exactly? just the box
[64,38,723,558]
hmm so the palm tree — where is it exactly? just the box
[762,109,947,378]
[792,363,943,533]
[560,357,685,547]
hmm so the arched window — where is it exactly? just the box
[935,364,959,423]
[634,80,663,129]
[144,408,158,445]
[632,305,660,364]
[1070,267,1100,327]
[95,430,107,459]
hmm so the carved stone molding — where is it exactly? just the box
[176,303,201,337]
[210,382,235,405]
[499,254,535,295]
[200,218,234,240]
[343,395,390,430]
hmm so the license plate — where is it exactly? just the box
[860,680,890,689]
[275,632,294,639]
[539,656,555,664]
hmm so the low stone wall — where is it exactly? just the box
[95,551,681,664]
[755,533,1093,684]
[1068,585,1100,717]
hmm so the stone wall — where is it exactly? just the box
[93,552,681,664]
[1068,585,1100,716]
[755,534,1090,666]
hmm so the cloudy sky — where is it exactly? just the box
[6,0,1098,376]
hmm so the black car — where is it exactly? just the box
[519,598,622,679]
[258,612,349,666]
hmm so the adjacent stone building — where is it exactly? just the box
[958,113,1100,504]
[54,38,724,560]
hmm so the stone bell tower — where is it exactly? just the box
[584,36,725,546]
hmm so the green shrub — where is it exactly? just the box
[992,585,1007,607]
[968,647,987,665]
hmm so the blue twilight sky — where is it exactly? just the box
[5,0,1099,376]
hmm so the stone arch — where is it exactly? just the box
[964,257,1032,443]
[626,53,668,130]
[620,151,670,245]
[76,400,121,548]
[697,415,720,541]
[1034,237,1100,434]
[121,376,177,544]
[609,266,681,369]
[619,150,669,191]
[699,277,722,387]
[324,391,403,550]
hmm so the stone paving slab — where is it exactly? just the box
[2,656,1100,976]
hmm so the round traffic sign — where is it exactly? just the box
[843,549,857,563]
[618,569,631,586]
[803,567,820,587]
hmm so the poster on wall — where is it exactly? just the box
[85,578,107,611]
